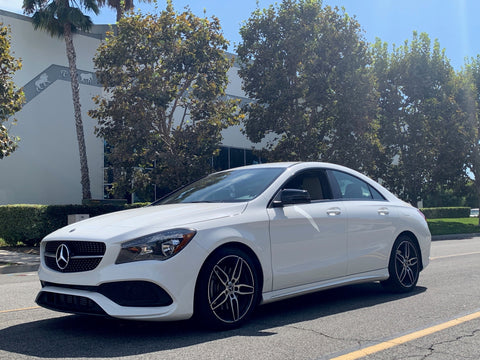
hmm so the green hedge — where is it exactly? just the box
[0,203,149,246]
[0,204,472,246]
[420,207,470,219]
[0,205,47,246]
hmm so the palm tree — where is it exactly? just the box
[97,0,151,22]
[23,0,99,200]
[97,0,132,22]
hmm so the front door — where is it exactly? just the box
[268,169,348,290]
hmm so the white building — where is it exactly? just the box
[0,9,261,205]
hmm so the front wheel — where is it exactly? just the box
[195,247,260,330]
[382,235,420,293]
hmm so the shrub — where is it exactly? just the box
[0,205,48,246]
[420,207,470,219]
[0,203,149,246]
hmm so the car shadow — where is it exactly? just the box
[0,283,426,358]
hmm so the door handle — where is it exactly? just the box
[378,207,389,216]
[327,207,341,216]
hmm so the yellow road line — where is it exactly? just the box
[0,306,40,314]
[430,251,480,260]
[330,311,480,360]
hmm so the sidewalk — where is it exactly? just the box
[0,249,40,274]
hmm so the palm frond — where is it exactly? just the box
[28,0,95,37]
[32,8,64,37]
[82,0,100,15]
[68,8,93,32]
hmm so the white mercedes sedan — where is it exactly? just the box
[36,162,431,329]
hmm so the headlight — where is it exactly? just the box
[115,228,196,264]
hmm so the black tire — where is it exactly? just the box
[195,247,260,330]
[382,235,420,293]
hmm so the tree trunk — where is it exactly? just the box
[115,3,123,23]
[63,23,92,200]
[476,185,480,227]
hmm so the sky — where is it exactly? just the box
[2,0,479,70]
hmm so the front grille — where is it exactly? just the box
[36,291,107,316]
[44,241,106,273]
[45,241,106,255]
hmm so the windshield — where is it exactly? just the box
[157,167,285,204]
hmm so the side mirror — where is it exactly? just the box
[272,189,311,207]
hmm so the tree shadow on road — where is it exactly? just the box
[0,283,426,358]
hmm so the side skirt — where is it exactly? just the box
[261,268,389,304]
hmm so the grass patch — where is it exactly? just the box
[427,218,480,236]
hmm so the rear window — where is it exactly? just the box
[328,170,386,201]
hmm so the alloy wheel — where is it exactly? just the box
[207,254,256,324]
[394,239,419,288]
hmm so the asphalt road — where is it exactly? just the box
[0,238,479,360]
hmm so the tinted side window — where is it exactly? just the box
[369,184,386,200]
[283,170,332,201]
[328,170,384,200]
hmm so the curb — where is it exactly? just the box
[431,233,480,241]
[0,249,40,274]
[0,263,39,274]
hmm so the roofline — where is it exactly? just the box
[0,9,110,40]
[1,9,239,59]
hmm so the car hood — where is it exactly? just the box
[44,202,248,242]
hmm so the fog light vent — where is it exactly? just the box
[99,281,173,307]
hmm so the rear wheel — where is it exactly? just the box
[382,235,420,293]
[195,247,260,330]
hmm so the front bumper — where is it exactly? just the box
[36,240,207,321]
[36,285,179,320]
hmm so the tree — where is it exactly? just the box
[372,32,469,204]
[0,24,25,159]
[460,56,480,222]
[23,0,98,200]
[236,0,379,172]
[90,4,240,199]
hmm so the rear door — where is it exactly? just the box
[327,170,396,275]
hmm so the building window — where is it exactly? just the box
[212,146,262,171]
[104,144,262,201]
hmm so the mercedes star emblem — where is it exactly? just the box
[55,244,70,270]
